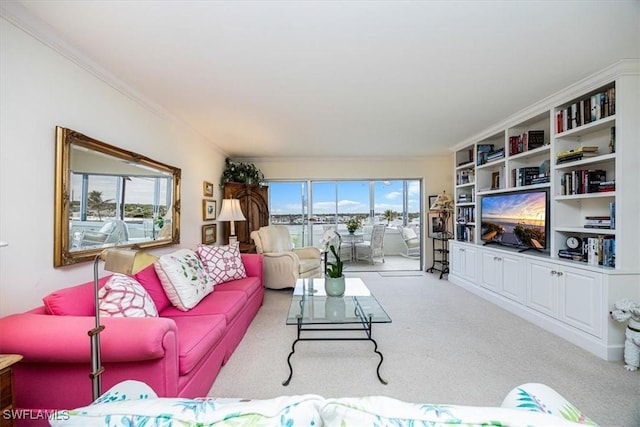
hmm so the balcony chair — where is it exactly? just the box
[397,225,421,258]
[321,225,353,262]
[355,224,386,264]
[251,225,323,289]
[72,219,129,249]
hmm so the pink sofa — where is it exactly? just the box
[0,253,264,423]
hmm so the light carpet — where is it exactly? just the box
[209,272,639,427]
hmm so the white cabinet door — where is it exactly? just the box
[558,266,603,338]
[500,254,524,303]
[480,251,500,292]
[526,259,558,318]
[450,242,478,284]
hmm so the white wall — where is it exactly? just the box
[0,18,227,316]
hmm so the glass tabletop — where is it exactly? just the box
[286,277,392,325]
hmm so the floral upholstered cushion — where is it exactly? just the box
[197,243,247,285]
[50,380,324,427]
[321,396,592,426]
[98,274,158,317]
[154,249,214,311]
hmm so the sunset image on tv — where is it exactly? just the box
[481,191,547,250]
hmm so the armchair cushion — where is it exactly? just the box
[154,249,215,311]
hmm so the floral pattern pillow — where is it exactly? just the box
[154,249,214,311]
[98,274,158,317]
[197,243,247,285]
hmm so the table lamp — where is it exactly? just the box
[218,198,246,244]
[430,190,454,238]
[90,248,154,400]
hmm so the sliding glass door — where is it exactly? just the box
[268,179,422,268]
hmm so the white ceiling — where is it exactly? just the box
[2,1,639,159]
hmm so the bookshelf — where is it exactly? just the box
[448,60,640,362]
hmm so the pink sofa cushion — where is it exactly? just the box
[166,314,227,375]
[135,263,171,312]
[215,276,261,299]
[160,290,247,324]
[42,276,111,316]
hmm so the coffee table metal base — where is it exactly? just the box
[282,314,387,386]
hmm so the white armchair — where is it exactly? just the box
[250,225,323,289]
[397,225,420,258]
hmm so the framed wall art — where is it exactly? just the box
[428,212,446,238]
[203,181,214,197]
[428,195,438,210]
[202,200,216,221]
[202,224,217,245]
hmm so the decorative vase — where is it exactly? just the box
[325,296,346,321]
[348,230,355,235]
[324,275,345,297]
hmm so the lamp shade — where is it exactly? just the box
[430,191,454,211]
[217,199,246,222]
[101,248,156,275]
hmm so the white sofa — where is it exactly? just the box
[50,380,597,426]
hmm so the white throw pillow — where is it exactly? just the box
[98,274,158,318]
[154,249,214,311]
[197,243,247,285]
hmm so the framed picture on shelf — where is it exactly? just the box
[428,212,447,238]
[491,172,500,189]
[203,181,214,197]
[202,224,216,245]
[202,200,216,221]
[428,195,438,210]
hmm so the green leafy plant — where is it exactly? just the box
[346,217,362,233]
[325,245,344,278]
[220,158,265,186]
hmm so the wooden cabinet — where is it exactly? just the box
[222,182,269,250]
[0,355,22,427]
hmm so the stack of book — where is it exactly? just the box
[597,180,615,192]
[558,249,584,261]
[556,146,599,164]
[584,216,611,229]
[486,148,505,162]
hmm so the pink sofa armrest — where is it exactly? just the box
[0,313,177,363]
[241,253,263,283]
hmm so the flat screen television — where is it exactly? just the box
[480,189,549,252]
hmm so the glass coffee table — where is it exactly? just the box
[283,277,391,386]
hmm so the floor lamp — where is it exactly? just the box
[218,198,246,244]
[430,190,454,238]
[90,248,153,400]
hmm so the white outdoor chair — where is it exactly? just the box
[397,225,421,258]
[355,224,386,264]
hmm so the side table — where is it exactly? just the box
[0,354,23,427]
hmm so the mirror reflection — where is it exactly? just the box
[54,127,181,266]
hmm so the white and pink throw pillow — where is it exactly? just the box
[154,249,215,311]
[99,274,158,318]
[197,243,247,285]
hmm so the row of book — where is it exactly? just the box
[456,206,475,223]
[556,146,599,165]
[559,169,609,195]
[508,130,545,156]
[555,87,616,133]
[457,194,473,203]
[558,236,615,267]
[456,224,475,242]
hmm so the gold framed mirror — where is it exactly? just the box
[54,126,181,267]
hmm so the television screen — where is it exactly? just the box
[480,189,548,251]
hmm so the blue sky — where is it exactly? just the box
[268,180,421,215]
